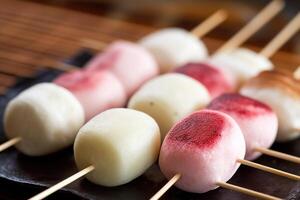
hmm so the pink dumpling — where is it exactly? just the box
[174,62,234,98]
[54,70,127,121]
[159,109,245,193]
[207,93,278,160]
[85,40,159,96]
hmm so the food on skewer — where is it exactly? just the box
[208,48,273,88]
[4,83,84,156]
[84,41,159,96]
[180,11,299,95]
[5,1,299,199]
[159,109,245,193]
[0,9,228,153]
[137,9,228,74]
[128,73,210,138]
[174,62,234,98]
[84,9,227,76]
[29,108,161,200]
[240,70,300,142]
[74,108,160,186]
[31,109,288,200]
[170,3,291,98]
[207,93,278,160]
[54,70,127,120]
[139,28,208,73]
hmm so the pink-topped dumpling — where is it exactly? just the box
[159,109,245,193]
[174,62,234,98]
[85,40,159,96]
[54,70,127,120]
[207,93,278,160]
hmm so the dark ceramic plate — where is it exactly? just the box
[0,51,299,200]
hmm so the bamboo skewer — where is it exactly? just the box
[150,7,300,200]
[0,137,21,152]
[0,9,227,152]
[82,9,228,51]
[247,13,300,161]
[151,158,300,200]
[29,166,95,200]
[237,159,300,181]
[151,156,300,200]
[151,171,282,200]
[190,9,227,38]
[33,157,292,200]
[1,2,298,200]
[260,12,300,58]
[24,10,229,200]
[216,182,281,200]
[255,147,300,164]
[216,0,284,53]
[150,174,181,200]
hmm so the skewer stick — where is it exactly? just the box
[237,159,300,181]
[81,9,227,51]
[246,68,300,165]
[190,9,227,38]
[46,61,79,72]
[0,64,81,152]
[293,66,300,80]
[216,182,282,200]
[29,165,95,200]
[150,173,281,200]
[260,12,300,58]
[216,0,284,53]
[150,174,181,200]
[151,157,300,200]
[255,147,300,164]
[0,137,21,152]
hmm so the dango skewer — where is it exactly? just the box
[0,9,228,153]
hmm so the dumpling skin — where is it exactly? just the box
[159,109,245,193]
[4,83,85,156]
[74,108,161,186]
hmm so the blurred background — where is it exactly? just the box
[27,0,300,52]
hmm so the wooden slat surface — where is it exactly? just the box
[0,0,156,93]
[0,0,298,95]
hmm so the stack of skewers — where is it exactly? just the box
[0,0,300,199]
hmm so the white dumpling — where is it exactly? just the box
[209,48,273,89]
[4,83,85,156]
[74,108,161,186]
[241,87,300,142]
[140,28,208,73]
[240,70,300,142]
[128,73,210,138]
